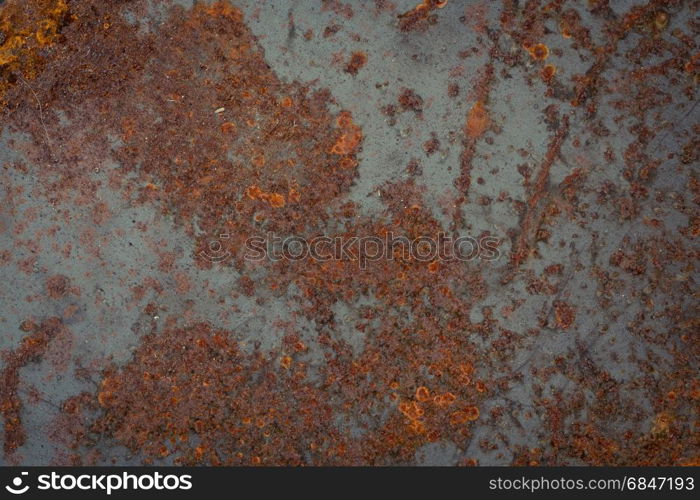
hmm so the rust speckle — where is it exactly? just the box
[554,301,576,330]
[344,51,367,76]
[528,43,550,61]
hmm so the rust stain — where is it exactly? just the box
[465,100,490,139]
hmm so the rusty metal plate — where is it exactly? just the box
[0,0,698,466]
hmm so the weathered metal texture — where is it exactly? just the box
[0,0,698,465]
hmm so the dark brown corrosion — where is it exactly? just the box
[1,318,63,455]
[453,63,494,229]
[1,0,698,466]
[3,0,362,267]
[507,115,570,278]
[344,51,368,76]
[59,179,493,465]
[398,0,448,32]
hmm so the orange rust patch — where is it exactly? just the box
[330,111,362,155]
[541,64,557,81]
[203,1,243,21]
[528,43,550,61]
[267,193,285,208]
[280,356,292,370]
[245,185,286,208]
[409,419,426,434]
[415,386,431,402]
[245,185,263,200]
[220,121,237,134]
[399,401,424,420]
[465,101,490,139]
[464,406,479,421]
[449,406,480,424]
[97,376,120,407]
[0,0,70,104]
[398,0,448,32]
[433,392,457,407]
